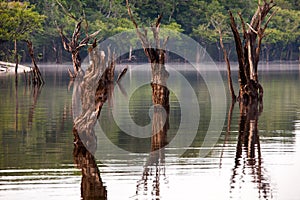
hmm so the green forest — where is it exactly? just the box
[0,0,299,63]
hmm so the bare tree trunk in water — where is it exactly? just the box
[218,29,236,102]
[73,41,117,151]
[227,1,276,104]
[14,39,18,74]
[138,67,170,197]
[72,42,123,199]
[127,2,170,196]
[26,40,44,85]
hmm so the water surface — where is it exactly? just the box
[0,63,299,200]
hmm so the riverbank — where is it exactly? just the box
[0,61,32,73]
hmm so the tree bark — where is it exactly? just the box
[219,30,236,102]
[227,1,275,104]
[71,50,81,75]
[26,40,44,85]
[73,44,116,149]
[229,11,248,89]
[127,3,170,195]
[71,43,125,200]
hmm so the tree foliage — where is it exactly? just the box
[0,1,45,69]
[0,1,45,41]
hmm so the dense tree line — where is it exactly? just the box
[0,0,299,63]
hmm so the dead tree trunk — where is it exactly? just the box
[127,0,170,151]
[218,30,236,102]
[127,2,170,196]
[71,38,129,199]
[26,40,44,85]
[14,39,18,74]
[217,0,276,104]
[227,0,276,104]
[73,42,117,152]
[127,0,170,150]
[126,0,170,105]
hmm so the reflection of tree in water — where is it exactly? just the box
[27,85,43,129]
[132,21,170,198]
[136,82,169,198]
[229,101,273,199]
[14,74,43,131]
[73,129,107,200]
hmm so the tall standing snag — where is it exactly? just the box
[223,0,276,104]
[126,0,170,108]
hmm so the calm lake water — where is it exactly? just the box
[0,63,299,200]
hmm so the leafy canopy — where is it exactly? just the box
[0,1,45,41]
